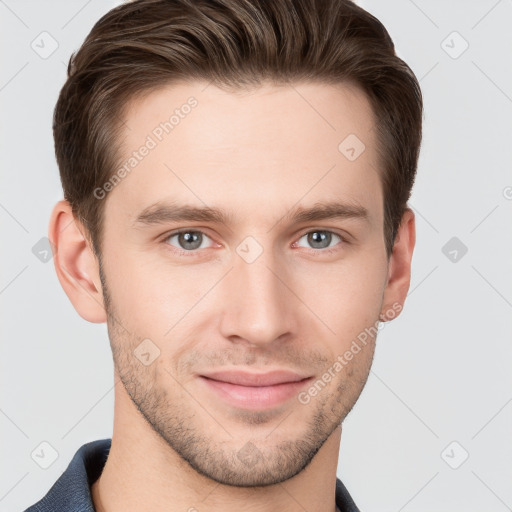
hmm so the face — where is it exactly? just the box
[98,80,390,486]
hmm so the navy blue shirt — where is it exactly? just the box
[24,438,360,511]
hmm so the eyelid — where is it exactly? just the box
[294,226,350,242]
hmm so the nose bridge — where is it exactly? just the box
[219,239,293,345]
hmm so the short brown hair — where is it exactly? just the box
[54,0,422,259]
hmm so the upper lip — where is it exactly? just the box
[200,370,311,387]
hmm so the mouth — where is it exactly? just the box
[198,370,313,410]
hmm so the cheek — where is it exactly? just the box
[105,246,226,350]
[292,253,387,335]
[101,242,183,334]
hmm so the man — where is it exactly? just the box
[25,0,421,510]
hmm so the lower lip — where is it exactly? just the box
[199,376,313,410]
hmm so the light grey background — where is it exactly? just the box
[1,1,511,511]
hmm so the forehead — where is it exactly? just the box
[107,80,382,229]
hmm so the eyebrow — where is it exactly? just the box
[132,199,370,229]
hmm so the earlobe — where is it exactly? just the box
[48,200,107,323]
[380,208,416,322]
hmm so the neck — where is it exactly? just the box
[92,382,342,512]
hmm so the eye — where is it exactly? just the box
[164,230,215,254]
[162,228,347,258]
[294,230,344,253]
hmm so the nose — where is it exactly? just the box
[218,245,295,348]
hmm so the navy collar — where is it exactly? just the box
[24,438,360,512]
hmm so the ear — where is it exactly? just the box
[48,200,107,323]
[380,208,416,321]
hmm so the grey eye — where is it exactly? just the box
[167,231,210,251]
[296,231,342,250]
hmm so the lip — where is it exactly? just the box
[198,370,313,410]
[201,369,310,386]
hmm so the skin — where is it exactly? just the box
[49,80,415,512]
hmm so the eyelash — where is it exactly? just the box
[161,228,348,258]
